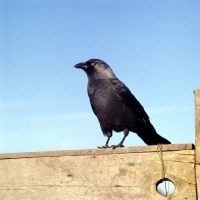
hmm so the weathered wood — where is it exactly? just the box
[0,145,196,200]
[194,89,200,199]
[0,143,194,160]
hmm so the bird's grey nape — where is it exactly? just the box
[94,64,116,79]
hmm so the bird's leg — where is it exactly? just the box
[97,132,112,149]
[111,128,129,149]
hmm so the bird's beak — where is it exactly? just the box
[74,62,88,70]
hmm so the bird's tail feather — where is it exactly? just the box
[137,120,171,145]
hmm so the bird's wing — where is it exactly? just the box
[110,78,150,121]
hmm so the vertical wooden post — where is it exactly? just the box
[194,89,200,199]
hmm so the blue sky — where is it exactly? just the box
[0,0,199,153]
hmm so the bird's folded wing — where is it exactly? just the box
[110,78,150,122]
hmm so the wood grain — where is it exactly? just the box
[0,147,196,199]
[194,89,200,199]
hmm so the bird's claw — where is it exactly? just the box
[111,144,124,149]
[97,145,110,149]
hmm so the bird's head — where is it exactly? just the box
[74,59,116,80]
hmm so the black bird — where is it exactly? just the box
[74,59,171,148]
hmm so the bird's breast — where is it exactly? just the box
[87,79,109,95]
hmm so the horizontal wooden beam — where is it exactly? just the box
[0,144,196,199]
[0,143,194,160]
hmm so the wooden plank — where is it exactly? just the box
[194,89,200,199]
[0,143,194,160]
[0,149,196,199]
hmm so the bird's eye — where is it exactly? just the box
[91,62,95,66]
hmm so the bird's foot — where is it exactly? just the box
[111,144,124,149]
[97,144,110,149]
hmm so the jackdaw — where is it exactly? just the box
[74,59,171,148]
